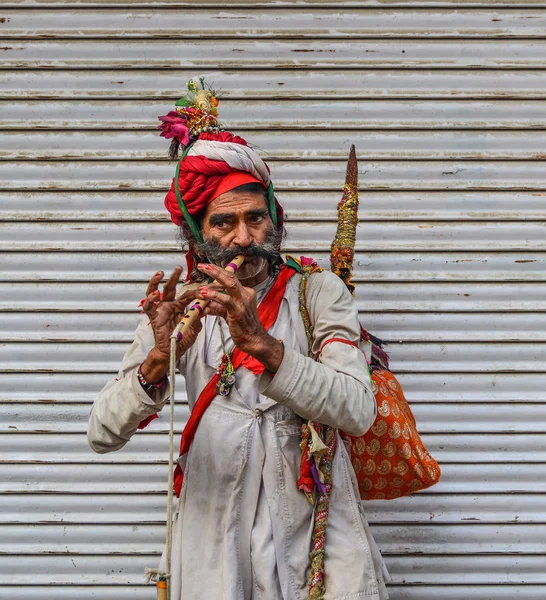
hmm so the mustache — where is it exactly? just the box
[196,228,281,265]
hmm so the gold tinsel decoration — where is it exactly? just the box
[330,145,359,295]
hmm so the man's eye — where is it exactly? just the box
[250,215,264,223]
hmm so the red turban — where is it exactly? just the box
[163,131,284,231]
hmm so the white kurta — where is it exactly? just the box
[88,269,390,599]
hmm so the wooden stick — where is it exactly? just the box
[171,254,246,340]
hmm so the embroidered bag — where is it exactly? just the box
[294,257,441,501]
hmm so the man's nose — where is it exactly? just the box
[232,222,253,247]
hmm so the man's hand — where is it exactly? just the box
[140,267,203,383]
[196,263,284,373]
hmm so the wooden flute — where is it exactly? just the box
[171,254,246,340]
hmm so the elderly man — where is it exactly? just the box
[88,80,389,600]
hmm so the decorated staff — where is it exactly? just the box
[330,144,359,295]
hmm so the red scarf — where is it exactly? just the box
[172,264,296,496]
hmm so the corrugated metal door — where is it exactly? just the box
[1,2,545,598]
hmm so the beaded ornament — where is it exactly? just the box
[157,77,222,160]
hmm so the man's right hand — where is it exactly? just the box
[139,266,203,384]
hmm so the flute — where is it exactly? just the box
[171,254,246,341]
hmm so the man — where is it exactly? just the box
[88,80,389,599]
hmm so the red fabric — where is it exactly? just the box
[173,265,297,497]
[211,172,264,202]
[319,337,359,355]
[137,413,158,430]
[297,431,314,494]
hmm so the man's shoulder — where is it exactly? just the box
[307,269,347,297]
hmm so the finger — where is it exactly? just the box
[142,290,161,316]
[145,270,164,297]
[174,287,202,310]
[198,287,233,308]
[162,266,183,302]
[204,301,228,319]
[198,263,243,300]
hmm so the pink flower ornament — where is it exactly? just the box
[157,111,191,147]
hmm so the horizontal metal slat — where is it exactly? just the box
[362,312,546,342]
[2,251,545,283]
[1,463,167,493]
[4,160,546,192]
[2,372,543,403]
[384,555,546,584]
[0,554,545,586]
[2,462,546,494]
[0,522,544,555]
[1,554,545,587]
[3,191,546,222]
[3,39,546,68]
[3,311,546,342]
[0,555,158,585]
[1,492,542,525]
[5,585,543,600]
[2,70,546,100]
[1,8,546,38]
[1,99,545,130]
[1,282,545,313]
[372,523,546,554]
[2,401,544,434]
[0,588,153,600]
[5,160,546,192]
[2,221,546,252]
[0,432,545,463]
[1,341,545,373]
[6,130,546,161]
[383,587,546,600]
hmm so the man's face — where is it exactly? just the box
[199,189,279,282]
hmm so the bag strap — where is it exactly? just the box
[298,269,315,358]
[284,254,323,358]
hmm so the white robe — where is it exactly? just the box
[88,269,390,599]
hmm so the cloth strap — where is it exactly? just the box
[173,264,297,497]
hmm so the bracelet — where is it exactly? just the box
[137,365,168,392]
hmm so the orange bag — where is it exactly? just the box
[341,366,441,500]
[294,258,441,501]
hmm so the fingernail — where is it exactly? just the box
[199,263,212,270]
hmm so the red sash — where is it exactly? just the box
[173,265,296,496]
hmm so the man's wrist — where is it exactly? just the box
[140,347,170,384]
[248,334,285,374]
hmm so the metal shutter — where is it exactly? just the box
[1,2,545,598]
